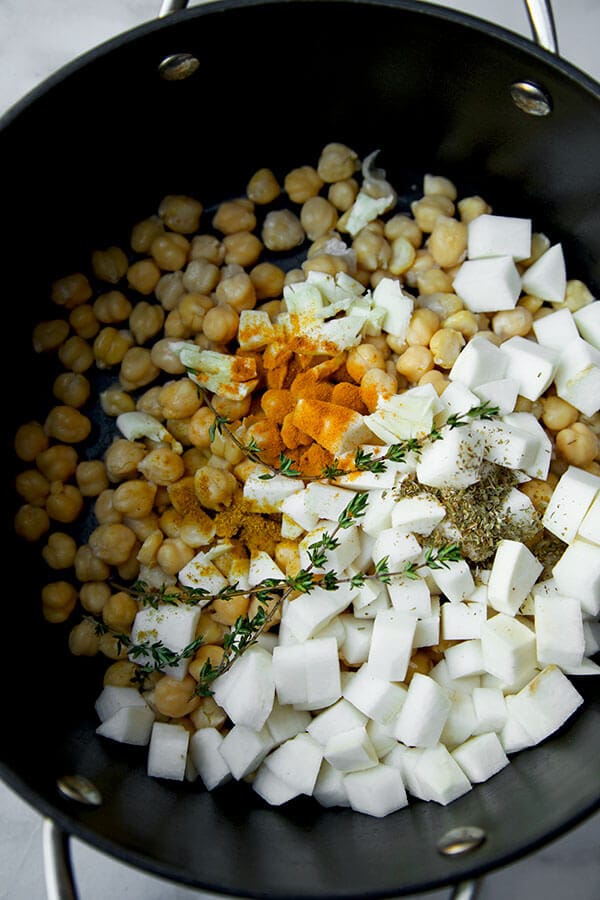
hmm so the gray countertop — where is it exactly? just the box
[2,1,599,898]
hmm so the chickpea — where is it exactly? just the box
[153,674,200,718]
[560,279,595,313]
[102,591,139,632]
[136,529,163,567]
[457,195,492,224]
[129,301,165,345]
[262,210,305,252]
[127,258,161,295]
[418,292,463,320]
[492,307,533,341]
[42,581,77,623]
[346,344,386,383]
[93,327,134,368]
[100,385,136,416]
[165,416,192,448]
[194,465,237,511]
[302,254,349,277]
[418,369,448,395]
[36,444,78,481]
[94,489,123,525]
[15,468,50,505]
[405,308,440,347]
[156,379,200,421]
[541,395,579,431]
[352,228,391,272]
[212,198,256,235]
[42,531,77,569]
[556,421,599,467]
[76,460,110,497]
[130,215,164,253]
[519,479,554,514]
[243,165,280,204]
[424,174,457,200]
[411,195,455,232]
[137,387,170,420]
[119,346,160,391]
[428,216,468,268]
[148,337,186,375]
[68,619,101,657]
[155,271,185,310]
[443,309,479,339]
[89,523,137,566]
[183,258,221,295]
[158,194,203,233]
[210,587,251,625]
[249,262,285,300]
[188,645,226,681]
[221,231,261,268]
[69,304,100,340]
[202,304,239,343]
[328,178,359,212]
[80,581,111,615]
[32,319,70,353]
[51,273,92,309]
[298,196,338,241]
[14,504,50,541]
[156,538,195,575]
[46,483,84,523]
[162,308,190,340]
[137,447,185,485]
[396,345,434,381]
[14,420,49,462]
[150,232,190,271]
[178,293,212,333]
[58,335,94,373]
[53,372,91,408]
[123,511,160,542]
[188,407,215,449]
[91,245,129,284]
[359,368,398,412]
[317,143,360,182]
[103,659,139,687]
[99,632,129,660]
[44,405,91,444]
[93,290,132,324]
[429,328,465,369]
[110,481,155,520]
[214,272,256,313]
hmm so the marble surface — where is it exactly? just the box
[1,1,599,898]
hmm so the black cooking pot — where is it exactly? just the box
[2,1,599,897]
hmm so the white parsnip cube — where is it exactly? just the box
[307,698,367,746]
[367,609,417,681]
[252,766,301,806]
[480,613,537,685]
[467,214,531,261]
[532,307,578,350]
[487,540,543,616]
[552,538,600,616]
[248,550,285,587]
[342,663,407,727]
[96,706,155,746]
[416,425,484,490]
[313,761,350,808]
[521,243,566,303]
[473,419,540,473]
[352,585,390,619]
[386,576,431,617]
[265,700,312,746]
[390,495,446,535]
[95,685,149,723]
[498,488,539,533]
[508,665,583,745]
[299,524,361,572]
[303,482,359,522]
[413,596,441,649]
[178,553,228,597]
[453,256,521,312]
[430,560,475,604]
[500,336,558,401]
[449,337,508,389]
[298,637,343,711]
[543,465,600,544]
[280,489,320,532]
[471,687,507,735]
[534,594,585,669]
[383,743,430,800]
[359,489,396,535]
[189,727,232,791]
[414,744,472,805]
[445,640,485,679]
[440,380,480,418]
[367,719,397,758]
[473,378,519,415]
[324,725,379,773]
[130,604,203,680]
[339,615,373,665]
[371,527,422,571]
[282,583,354,642]
[440,693,477,750]
[502,412,552,480]
[344,764,408,817]
[554,337,600,416]
[430,658,481,697]
[573,300,600,350]
[394,674,452,748]
[147,722,190,781]
[262,732,323,796]
[499,695,535,753]
[219,724,274,780]
[452,732,509,783]
[243,472,305,513]
[211,645,275,731]
[441,602,486,640]
[578,492,600,545]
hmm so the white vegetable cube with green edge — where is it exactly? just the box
[440,693,477,750]
[299,524,361,572]
[386,575,431,617]
[508,665,584,745]
[189,727,232,791]
[449,337,508,389]
[390,495,446,535]
[265,700,312,746]
[343,764,408,817]
[471,687,508,735]
[342,663,408,726]
[130,604,203,680]
[542,465,600,544]
[552,538,600,616]
[441,601,486,641]
[282,583,354,642]
[473,378,519,415]
[480,613,537,684]
[252,766,301,807]
[219,724,274,780]
[520,243,566,303]
[393,673,452,748]
[262,732,323,796]
[532,307,578,350]
[578,492,600,545]
[324,725,379,773]
[429,559,475,604]
[248,550,285,587]
[338,614,374,665]
[371,277,414,339]
[211,645,275,731]
[467,214,532,261]
[94,685,149,722]
[243,471,305,513]
[452,256,522,312]
[451,733,509,783]
[367,609,417,681]
[307,698,367,746]
[313,761,350,808]
[573,300,600,350]
[178,552,228,597]
[147,722,190,781]
[534,594,584,669]
[445,639,485,679]
[554,337,600,417]
[414,744,472,805]
[500,336,558,401]
[371,527,422,571]
[487,540,543,616]
[416,425,484,490]
[96,706,155,746]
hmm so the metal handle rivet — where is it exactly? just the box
[159,53,200,81]
[510,80,553,116]
[57,774,103,806]
[437,825,486,856]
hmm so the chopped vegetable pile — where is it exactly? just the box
[13,142,600,818]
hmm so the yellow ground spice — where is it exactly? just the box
[213,493,281,555]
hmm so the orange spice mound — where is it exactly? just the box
[213,493,281,555]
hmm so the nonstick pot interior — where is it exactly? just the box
[2,2,599,896]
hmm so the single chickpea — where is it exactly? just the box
[541,396,579,431]
[93,326,135,368]
[492,307,533,340]
[346,344,386,383]
[300,196,339,241]
[317,143,360,182]
[100,385,136,416]
[123,512,160,542]
[396,345,434,382]
[519,479,554,514]
[406,308,441,346]
[68,619,101,656]
[155,271,185,310]
[283,268,306,286]
[163,308,191,340]
[188,645,226,680]
[130,215,164,253]
[418,369,448,395]
[153,674,200,717]
[76,460,110,497]
[214,272,256,313]
[443,309,479,339]
[250,262,285,300]
[105,438,147,482]
[111,479,157,518]
[14,504,50,541]
[91,245,129,283]
[119,347,160,390]
[359,368,398,412]
[178,293,213,334]
[274,540,301,575]
[221,231,262,268]
[428,216,468,268]
[15,469,50,505]
[352,228,391,272]
[165,417,192,449]
[32,319,70,352]
[46,483,84,523]
[404,250,436,288]
[246,166,281,204]
[127,259,161,295]
[103,659,139,687]
[411,195,455,232]
[42,531,78,569]
[418,292,463,320]
[36,444,78,481]
[14,421,49,462]
[188,407,215,449]
[284,165,324,204]
[88,523,137,566]
[212,198,256,234]
[211,590,250,626]
[457,195,492,224]
[556,421,599,467]
[51,273,92,309]
[150,338,187,375]
[328,178,359,212]
[80,581,111,614]
[98,632,129,660]
[102,591,139,632]
[424,174,457,200]
[429,328,465,369]
[193,465,237,511]
[560,279,595,313]
[94,489,123,525]
[262,210,305,252]
[53,372,91,408]
[159,507,184,538]
[44,405,91,443]
[182,447,210,475]
[188,235,224,267]
[137,447,185,485]
[183,258,221,294]
[150,232,190,271]
[68,304,99,339]
[302,254,349,277]
[388,237,416,275]
[158,378,202,419]
[158,194,203,233]
[156,538,195,575]
[136,529,163,566]
[202,304,239,343]
[93,291,133,323]
[58,335,94,373]
[383,214,422,248]
[129,301,165,345]
[42,581,78,623]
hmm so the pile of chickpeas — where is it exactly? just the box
[12,141,600,723]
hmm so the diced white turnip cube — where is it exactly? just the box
[350,575,385,613]
[243,472,305,513]
[532,307,578,350]
[391,495,446,535]
[473,418,540,472]
[440,693,477,749]
[440,380,480,418]
[441,602,486,641]
[280,489,320,533]
[96,706,155,746]
[339,615,373,665]
[452,732,509,783]
[554,337,600,417]
[189,727,232,790]
[413,595,441,649]
[502,411,552,480]
[313,615,346,647]
[248,551,285,587]
[352,585,390,619]
[252,766,301,806]
[95,685,149,723]
[344,764,408,817]
[508,665,584,744]
[307,698,367,746]
[471,687,507,735]
[573,301,600,350]
[429,658,481,696]
[262,732,323,795]
[219,724,274,780]
[480,613,537,685]
[453,256,521,312]
[313,761,350,808]
[324,725,379,773]
[394,674,451,748]
[498,488,539,534]
[177,553,229,597]
[552,538,600,616]
[342,663,407,726]
[467,214,531,261]
[299,525,361,572]
[303,482,359,523]
[445,640,485,679]
[367,719,397,758]
[265,700,312,746]
[282,583,354,642]
[430,560,475,604]
[521,243,566,303]
[359,489,396,535]
[387,576,431,617]
[372,277,414,339]
[147,722,190,781]
[499,695,535,753]
[473,378,519,414]
[500,336,558,401]
[130,604,203,680]
[212,645,275,730]
[371,527,422,571]
[298,637,343,711]
[534,594,585,669]
[543,465,600,544]
[416,425,484,490]
[449,337,508,389]
[578,492,600,545]
[414,744,472,805]
[367,609,417,681]
[383,743,430,800]
[584,621,600,655]
[487,540,543,616]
